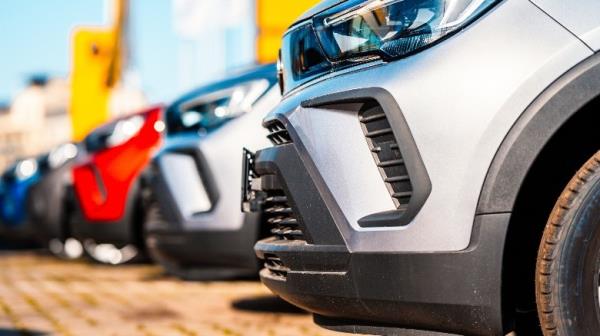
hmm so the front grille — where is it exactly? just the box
[266,120,292,145]
[263,190,304,241]
[264,253,289,278]
[360,103,413,209]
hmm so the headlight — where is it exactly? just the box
[105,115,145,148]
[85,114,146,153]
[280,0,499,93]
[15,159,38,180]
[48,143,79,169]
[178,79,271,131]
[314,0,498,61]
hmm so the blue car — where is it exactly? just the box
[0,156,42,240]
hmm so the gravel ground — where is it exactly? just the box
[0,251,344,336]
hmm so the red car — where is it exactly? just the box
[71,106,163,264]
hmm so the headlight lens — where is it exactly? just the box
[314,0,497,61]
[85,114,146,153]
[48,143,79,169]
[15,159,38,180]
[280,0,498,93]
[105,115,145,148]
[178,79,271,131]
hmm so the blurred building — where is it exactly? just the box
[0,77,71,171]
[171,0,256,93]
[0,0,320,171]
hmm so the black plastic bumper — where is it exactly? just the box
[144,143,262,279]
[252,143,509,336]
[71,217,133,246]
[0,219,37,242]
[70,181,141,247]
[146,221,260,280]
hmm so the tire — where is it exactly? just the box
[536,151,600,335]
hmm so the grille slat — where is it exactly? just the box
[392,191,413,198]
[270,228,303,237]
[360,103,414,209]
[378,159,405,167]
[269,129,288,137]
[365,128,394,138]
[359,112,386,123]
[265,196,287,203]
[263,120,303,242]
[266,120,292,146]
[267,216,299,226]
[385,175,410,183]
[263,190,304,241]
[264,206,294,215]
[259,120,302,279]
[264,254,289,278]
[262,188,301,279]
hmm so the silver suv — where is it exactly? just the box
[145,64,279,280]
[243,0,600,335]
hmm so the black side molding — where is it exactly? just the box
[478,52,600,214]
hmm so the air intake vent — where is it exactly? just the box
[264,190,304,241]
[266,120,291,146]
[359,103,413,209]
[264,253,289,278]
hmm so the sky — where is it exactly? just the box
[0,0,255,106]
[0,1,102,104]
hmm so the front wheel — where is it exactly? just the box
[536,151,600,335]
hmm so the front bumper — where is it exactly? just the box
[244,2,592,334]
[70,214,135,246]
[145,136,263,277]
[70,180,141,247]
[249,143,509,335]
[146,221,260,279]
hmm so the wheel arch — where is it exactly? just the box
[477,52,600,332]
[478,52,600,214]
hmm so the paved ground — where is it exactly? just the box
[0,251,345,336]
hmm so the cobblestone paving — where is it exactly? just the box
[0,251,344,336]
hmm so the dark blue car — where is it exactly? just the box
[0,144,78,244]
[0,156,42,239]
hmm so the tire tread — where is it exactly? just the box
[536,151,600,335]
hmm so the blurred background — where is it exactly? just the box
[0,0,313,171]
[0,1,357,335]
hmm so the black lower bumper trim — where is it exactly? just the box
[70,179,141,246]
[71,218,134,246]
[257,214,509,336]
[146,227,260,280]
[252,142,509,335]
[314,314,460,336]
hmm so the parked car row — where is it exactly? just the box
[0,64,278,277]
[2,0,600,335]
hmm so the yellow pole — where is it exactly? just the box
[69,0,127,141]
[256,0,320,64]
